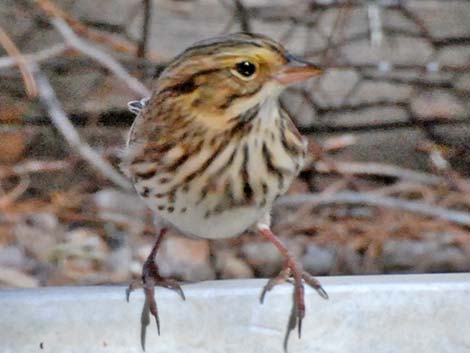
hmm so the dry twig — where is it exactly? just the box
[233,0,251,32]
[0,177,30,208]
[315,160,444,186]
[32,65,132,190]
[277,192,470,227]
[0,44,68,70]
[35,0,162,61]
[137,0,153,58]
[0,25,37,97]
[0,160,71,179]
[51,18,150,97]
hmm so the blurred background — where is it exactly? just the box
[0,0,469,288]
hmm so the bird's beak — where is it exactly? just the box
[274,54,323,85]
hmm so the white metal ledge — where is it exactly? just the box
[1,273,469,353]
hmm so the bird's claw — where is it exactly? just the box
[260,267,291,304]
[259,261,328,352]
[125,257,185,350]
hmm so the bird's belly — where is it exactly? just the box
[144,174,273,239]
[160,202,265,239]
[142,165,296,239]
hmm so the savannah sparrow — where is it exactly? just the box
[122,33,328,347]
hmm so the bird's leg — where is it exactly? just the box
[257,225,328,350]
[126,228,185,336]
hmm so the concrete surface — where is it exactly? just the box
[0,273,469,353]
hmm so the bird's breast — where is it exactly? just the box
[129,102,306,239]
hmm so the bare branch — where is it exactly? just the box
[321,134,357,151]
[0,176,30,208]
[0,160,71,179]
[0,25,37,97]
[233,0,251,32]
[35,0,163,61]
[32,65,133,190]
[137,0,153,58]
[276,192,470,227]
[0,43,68,70]
[314,160,444,186]
[51,18,150,97]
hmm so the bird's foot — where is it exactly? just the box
[260,259,328,342]
[127,258,185,335]
[125,229,185,350]
[258,226,328,351]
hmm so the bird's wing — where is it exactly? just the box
[127,97,150,116]
[126,97,150,147]
[120,97,150,177]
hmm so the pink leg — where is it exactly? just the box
[258,226,328,350]
[126,228,185,336]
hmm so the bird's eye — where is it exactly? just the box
[235,61,256,78]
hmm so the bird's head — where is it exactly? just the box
[150,33,322,130]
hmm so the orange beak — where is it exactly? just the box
[274,54,323,85]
